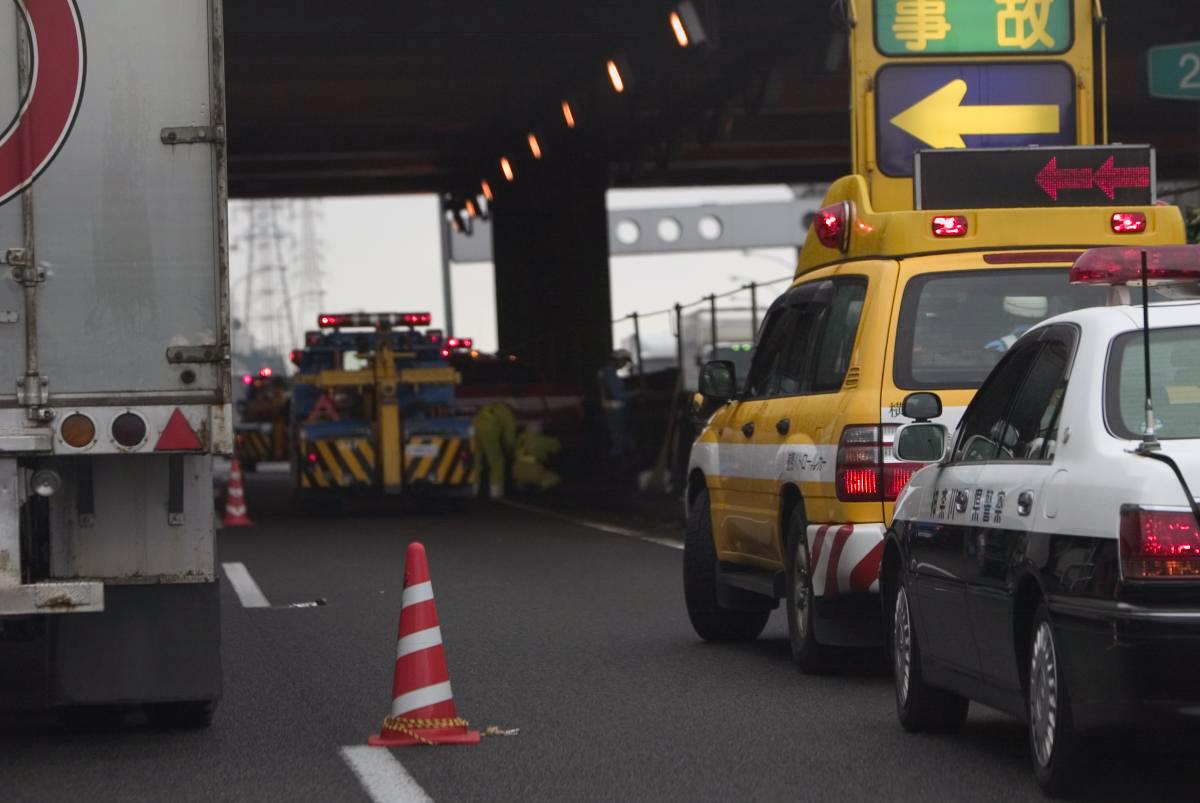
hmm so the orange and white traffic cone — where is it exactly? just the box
[369,542,480,747]
[220,458,253,528]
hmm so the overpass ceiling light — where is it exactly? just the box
[528,132,542,159]
[481,180,494,201]
[607,58,627,94]
[465,199,478,218]
[561,100,576,129]
[500,157,515,182]
[670,2,708,48]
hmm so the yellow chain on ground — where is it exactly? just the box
[381,716,471,746]
[379,715,520,743]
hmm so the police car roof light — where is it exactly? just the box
[1069,246,1200,287]
[814,201,851,252]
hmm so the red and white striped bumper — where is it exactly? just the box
[806,523,885,598]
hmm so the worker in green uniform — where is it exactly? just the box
[473,402,516,500]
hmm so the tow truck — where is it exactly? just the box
[289,313,477,501]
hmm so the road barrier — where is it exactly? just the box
[220,459,254,528]
[368,542,481,747]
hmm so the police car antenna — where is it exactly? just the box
[1137,248,1161,453]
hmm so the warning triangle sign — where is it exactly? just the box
[306,393,340,423]
[155,408,204,452]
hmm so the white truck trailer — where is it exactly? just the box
[0,0,229,725]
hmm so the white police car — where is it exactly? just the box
[880,245,1200,795]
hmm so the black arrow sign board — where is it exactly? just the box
[914,145,1156,210]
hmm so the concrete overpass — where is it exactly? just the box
[223,0,1200,384]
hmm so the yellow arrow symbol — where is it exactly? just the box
[889,79,1061,149]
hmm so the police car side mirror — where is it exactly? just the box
[699,360,736,403]
[895,422,949,463]
[901,391,942,422]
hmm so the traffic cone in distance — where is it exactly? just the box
[369,541,480,747]
[221,458,253,528]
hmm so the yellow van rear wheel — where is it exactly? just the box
[683,488,770,642]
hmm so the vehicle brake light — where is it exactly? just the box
[814,201,851,252]
[1070,245,1200,286]
[290,350,301,366]
[1120,506,1200,580]
[441,348,451,358]
[1110,212,1147,234]
[259,367,273,378]
[932,215,967,237]
[836,425,922,503]
[241,374,253,386]
[111,412,147,448]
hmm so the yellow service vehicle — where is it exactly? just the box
[683,150,1186,670]
[289,313,477,503]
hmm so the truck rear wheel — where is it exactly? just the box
[683,488,769,642]
[145,700,216,730]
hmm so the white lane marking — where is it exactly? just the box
[392,680,455,716]
[401,581,434,607]
[397,625,443,658]
[340,745,433,803]
[500,500,683,550]
[221,562,270,608]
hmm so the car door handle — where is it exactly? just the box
[776,418,790,435]
[742,422,755,438]
[1017,491,1034,517]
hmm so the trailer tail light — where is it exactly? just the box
[932,215,967,237]
[836,425,922,503]
[1120,506,1200,580]
[111,412,147,448]
[814,201,851,252]
[60,413,96,448]
[1070,245,1200,286]
[1110,212,1146,234]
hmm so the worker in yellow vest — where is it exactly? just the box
[473,402,516,500]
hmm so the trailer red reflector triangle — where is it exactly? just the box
[155,409,203,451]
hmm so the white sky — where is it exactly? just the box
[230,184,827,360]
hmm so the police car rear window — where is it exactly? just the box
[1107,325,1200,441]
[894,269,1107,390]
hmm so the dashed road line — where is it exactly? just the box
[500,500,683,550]
[221,561,271,608]
[341,745,433,803]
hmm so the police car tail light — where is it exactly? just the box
[814,201,851,252]
[1119,506,1200,580]
[1110,212,1146,234]
[931,215,967,238]
[1070,245,1200,287]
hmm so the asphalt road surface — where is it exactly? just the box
[4,473,1200,802]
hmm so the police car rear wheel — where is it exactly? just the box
[683,488,770,643]
[784,511,824,673]
[1028,603,1080,795]
[891,576,968,733]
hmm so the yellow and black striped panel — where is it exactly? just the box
[300,438,377,489]
[235,430,272,462]
[404,436,476,487]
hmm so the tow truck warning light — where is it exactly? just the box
[915,145,1155,210]
[317,312,433,328]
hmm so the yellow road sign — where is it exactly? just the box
[889,79,1061,148]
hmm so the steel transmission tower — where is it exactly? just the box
[293,200,326,332]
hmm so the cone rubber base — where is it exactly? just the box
[368,728,481,747]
